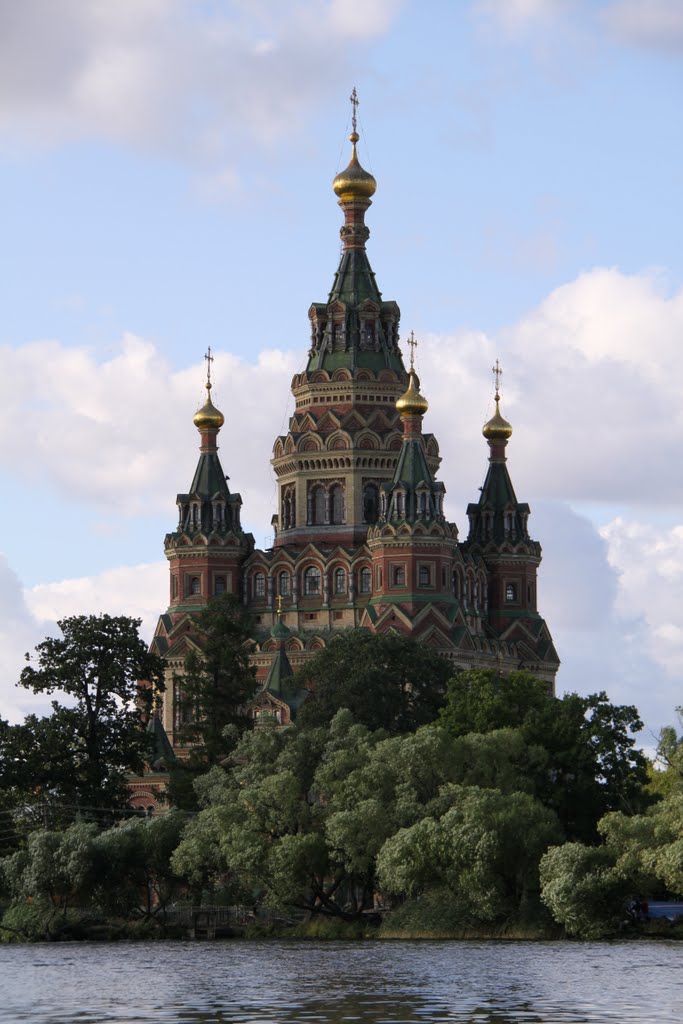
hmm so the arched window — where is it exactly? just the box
[392,565,405,587]
[330,484,344,525]
[254,572,266,598]
[310,485,326,525]
[363,483,379,524]
[282,487,295,530]
[452,571,461,599]
[214,576,226,595]
[359,567,372,594]
[279,571,290,596]
[304,566,321,595]
[190,576,201,595]
[334,568,346,594]
[419,565,431,587]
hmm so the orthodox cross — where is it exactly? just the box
[407,330,418,371]
[492,358,502,398]
[350,86,358,134]
[204,346,214,390]
[276,593,283,619]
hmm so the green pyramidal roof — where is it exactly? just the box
[328,249,382,308]
[188,451,231,499]
[467,460,532,545]
[263,644,294,695]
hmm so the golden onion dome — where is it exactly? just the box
[482,396,512,441]
[396,369,429,417]
[193,385,225,431]
[332,131,377,200]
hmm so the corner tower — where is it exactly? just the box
[463,362,559,688]
[162,351,253,612]
[365,342,463,644]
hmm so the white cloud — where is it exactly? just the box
[0,556,48,722]
[0,555,168,724]
[419,268,683,509]
[25,561,167,643]
[0,0,403,160]
[474,0,683,56]
[0,334,297,523]
[474,0,567,30]
[601,0,683,52]
[601,519,683,679]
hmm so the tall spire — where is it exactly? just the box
[306,90,403,375]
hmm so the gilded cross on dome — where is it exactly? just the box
[204,347,214,390]
[492,358,502,398]
[350,87,359,135]
[276,594,283,618]
[407,330,418,371]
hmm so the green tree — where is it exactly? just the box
[16,615,165,817]
[1,822,100,940]
[539,842,630,939]
[647,709,683,797]
[172,713,556,922]
[174,595,256,766]
[90,811,189,922]
[378,785,562,927]
[440,670,648,840]
[295,631,452,734]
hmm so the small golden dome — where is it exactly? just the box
[332,132,377,201]
[483,396,512,441]
[396,370,429,416]
[193,385,225,431]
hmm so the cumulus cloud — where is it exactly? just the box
[0,0,403,162]
[601,0,683,52]
[0,555,168,723]
[0,334,297,525]
[601,519,683,678]
[420,268,683,509]
[474,0,683,52]
[25,561,167,643]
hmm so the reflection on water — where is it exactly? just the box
[0,939,680,1024]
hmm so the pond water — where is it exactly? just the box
[0,939,680,1023]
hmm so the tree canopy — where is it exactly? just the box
[294,631,452,733]
[5,615,165,822]
[440,670,649,840]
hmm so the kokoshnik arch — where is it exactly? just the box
[150,98,559,744]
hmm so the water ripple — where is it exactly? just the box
[0,940,681,1024]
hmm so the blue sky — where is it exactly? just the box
[1,0,683,740]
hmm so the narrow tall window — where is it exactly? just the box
[393,565,405,587]
[359,567,372,594]
[419,565,431,587]
[254,572,266,598]
[304,566,321,595]
[313,486,326,525]
[330,484,344,525]
[190,576,201,596]
[334,568,346,594]
[363,483,379,524]
[279,571,290,596]
[214,575,226,595]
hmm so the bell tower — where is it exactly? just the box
[270,90,442,552]
[162,349,253,613]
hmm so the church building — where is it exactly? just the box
[150,104,559,744]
